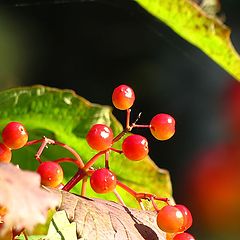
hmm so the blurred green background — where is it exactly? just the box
[1,0,240,239]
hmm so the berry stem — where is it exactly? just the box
[126,108,131,129]
[154,196,171,205]
[109,148,123,154]
[62,169,87,191]
[117,180,169,208]
[150,196,160,212]
[112,112,145,144]
[132,124,150,128]
[54,141,85,168]
[81,176,88,196]
[113,189,126,206]
[117,180,137,197]
[105,150,110,169]
[53,157,82,168]
[83,151,105,171]
[35,137,55,163]
[26,137,85,168]
[25,139,43,146]
[112,129,129,143]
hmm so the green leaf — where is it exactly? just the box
[17,211,77,240]
[17,235,47,240]
[0,86,172,208]
[136,0,240,80]
[46,210,77,240]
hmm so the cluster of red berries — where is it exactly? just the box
[0,84,195,240]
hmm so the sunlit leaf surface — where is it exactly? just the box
[136,0,240,80]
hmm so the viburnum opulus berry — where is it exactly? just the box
[150,113,175,140]
[2,122,28,149]
[112,84,135,110]
[0,143,12,163]
[156,205,184,233]
[122,134,149,161]
[86,124,113,151]
[175,204,193,231]
[173,232,195,240]
[90,168,117,194]
[37,161,64,188]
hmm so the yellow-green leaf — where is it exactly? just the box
[136,0,240,80]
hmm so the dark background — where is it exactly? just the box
[0,1,240,239]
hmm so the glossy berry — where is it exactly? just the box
[0,143,12,163]
[112,84,135,110]
[173,233,195,240]
[156,205,184,233]
[86,124,113,151]
[90,168,117,194]
[2,122,28,149]
[150,114,175,140]
[175,204,193,231]
[37,161,63,188]
[122,134,149,161]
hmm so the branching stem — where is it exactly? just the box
[26,137,85,168]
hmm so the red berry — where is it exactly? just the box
[175,205,193,231]
[90,168,117,194]
[112,84,135,110]
[2,122,28,149]
[156,205,184,233]
[122,134,149,161]
[173,233,195,240]
[86,124,113,151]
[0,143,12,163]
[150,114,175,140]
[37,161,63,188]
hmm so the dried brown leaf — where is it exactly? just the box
[50,188,166,240]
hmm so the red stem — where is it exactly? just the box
[112,129,129,143]
[154,196,170,205]
[132,124,150,128]
[53,157,82,168]
[35,137,54,163]
[83,151,105,171]
[105,150,110,169]
[117,180,137,197]
[117,180,169,208]
[25,139,43,146]
[26,137,85,168]
[110,148,123,154]
[62,169,87,191]
[126,108,131,129]
[55,141,85,168]
[81,176,88,196]
[151,196,160,212]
